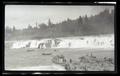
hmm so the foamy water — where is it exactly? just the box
[10,34,114,49]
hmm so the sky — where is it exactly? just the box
[5,5,114,29]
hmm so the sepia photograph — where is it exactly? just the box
[5,5,115,71]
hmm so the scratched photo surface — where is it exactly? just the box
[5,5,115,71]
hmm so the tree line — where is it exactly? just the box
[5,9,114,40]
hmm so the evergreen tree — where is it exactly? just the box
[28,24,32,30]
[39,23,47,30]
[84,15,89,24]
[78,16,83,25]
[5,26,12,33]
[12,26,16,31]
[48,19,53,26]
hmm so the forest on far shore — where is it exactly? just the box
[5,9,114,40]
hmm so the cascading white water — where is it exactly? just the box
[10,34,114,49]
